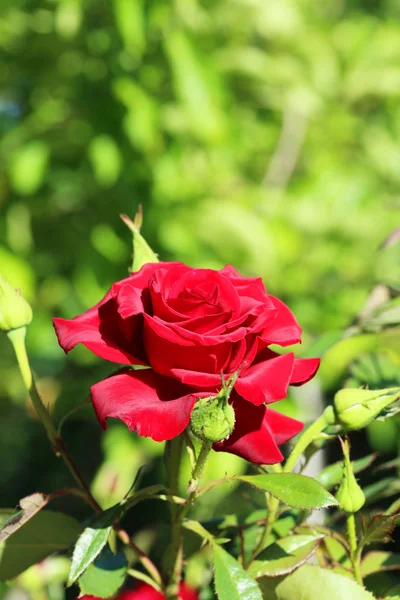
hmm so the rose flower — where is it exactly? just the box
[80,581,197,600]
[54,263,319,464]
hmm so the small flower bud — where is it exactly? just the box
[335,438,365,513]
[334,387,400,431]
[190,390,235,443]
[0,277,32,333]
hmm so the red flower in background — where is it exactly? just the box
[54,262,319,464]
[80,581,197,600]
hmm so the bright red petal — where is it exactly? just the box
[213,395,282,464]
[235,353,294,406]
[179,583,199,600]
[265,406,304,445]
[53,291,146,365]
[118,582,198,600]
[90,370,199,442]
[118,584,163,600]
[260,296,302,347]
[213,394,303,464]
[291,357,320,386]
[143,316,232,376]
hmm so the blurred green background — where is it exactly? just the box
[0,0,400,596]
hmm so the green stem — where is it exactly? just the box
[164,440,212,600]
[7,327,163,588]
[165,436,184,522]
[246,494,279,567]
[8,327,100,511]
[187,441,212,495]
[128,569,163,593]
[245,407,334,570]
[347,513,363,586]
[8,328,56,441]
[283,409,332,474]
[163,435,185,600]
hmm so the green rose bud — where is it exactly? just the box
[334,387,400,431]
[0,277,32,333]
[335,438,365,513]
[190,391,235,443]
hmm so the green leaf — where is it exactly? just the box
[183,520,229,545]
[213,544,262,600]
[248,534,324,579]
[364,477,400,504]
[361,551,400,577]
[383,583,400,598]
[386,497,400,515]
[264,564,375,600]
[236,474,339,510]
[68,503,123,585]
[0,511,83,581]
[319,333,400,390]
[79,548,127,598]
[361,513,397,546]
[316,454,376,491]
[361,297,400,330]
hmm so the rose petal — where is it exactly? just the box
[260,296,302,346]
[143,316,232,376]
[118,582,198,600]
[170,369,222,389]
[214,394,302,464]
[167,269,241,317]
[235,352,295,406]
[291,357,321,386]
[91,370,200,442]
[116,284,151,319]
[266,406,304,446]
[111,262,167,297]
[53,292,146,365]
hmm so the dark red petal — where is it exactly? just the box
[213,394,303,464]
[265,406,304,446]
[219,264,242,278]
[143,316,232,376]
[213,395,283,464]
[260,296,302,347]
[170,368,222,389]
[116,284,150,319]
[53,292,145,365]
[111,262,168,298]
[91,370,199,442]
[290,357,321,386]
[179,583,199,600]
[118,582,198,600]
[235,353,295,406]
[118,584,163,600]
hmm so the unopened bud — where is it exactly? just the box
[334,387,400,431]
[0,277,32,333]
[335,438,365,513]
[190,391,235,443]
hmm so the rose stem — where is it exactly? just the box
[246,408,334,569]
[347,513,363,586]
[7,327,162,586]
[164,439,212,600]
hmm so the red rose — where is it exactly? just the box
[54,263,319,464]
[79,581,197,600]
